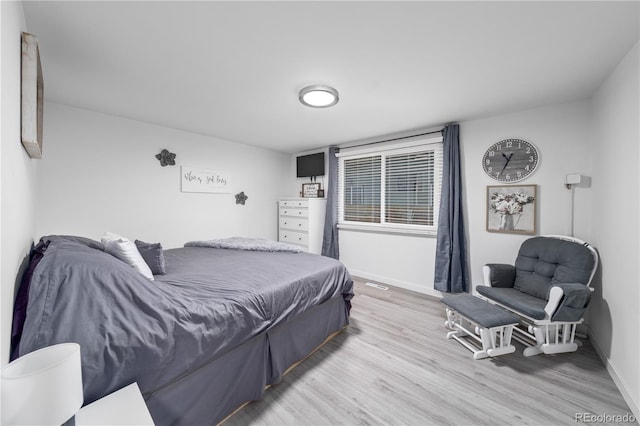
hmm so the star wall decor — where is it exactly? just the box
[155,149,176,166]
[235,192,248,205]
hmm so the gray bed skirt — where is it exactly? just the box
[144,295,349,425]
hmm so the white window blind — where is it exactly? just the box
[342,156,381,223]
[337,139,443,234]
[385,151,436,226]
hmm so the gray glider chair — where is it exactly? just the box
[476,235,598,356]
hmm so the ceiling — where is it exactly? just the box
[22,1,640,153]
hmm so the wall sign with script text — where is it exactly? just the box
[181,166,231,193]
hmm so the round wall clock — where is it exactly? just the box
[482,138,539,182]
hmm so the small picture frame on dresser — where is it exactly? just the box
[302,183,321,198]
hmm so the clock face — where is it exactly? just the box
[482,138,539,182]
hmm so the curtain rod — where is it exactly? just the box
[340,129,443,150]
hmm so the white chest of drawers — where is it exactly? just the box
[278,198,326,254]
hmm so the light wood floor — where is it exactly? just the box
[224,278,636,425]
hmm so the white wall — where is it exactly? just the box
[463,102,593,291]
[1,1,40,365]
[340,230,437,295]
[38,103,290,248]
[337,101,592,297]
[589,41,639,418]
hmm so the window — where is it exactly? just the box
[337,138,443,234]
[342,156,381,223]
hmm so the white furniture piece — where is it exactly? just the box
[278,198,326,254]
[76,382,154,425]
[1,343,83,426]
[477,235,598,357]
[442,294,519,360]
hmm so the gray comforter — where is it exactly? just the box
[18,236,353,405]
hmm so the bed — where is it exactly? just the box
[12,235,353,425]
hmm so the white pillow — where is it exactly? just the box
[101,232,155,280]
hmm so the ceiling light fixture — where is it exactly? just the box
[299,85,339,108]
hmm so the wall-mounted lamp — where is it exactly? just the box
[565,174,592,237]
[565,173,591,190]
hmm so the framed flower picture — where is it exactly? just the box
[486,185,536,235]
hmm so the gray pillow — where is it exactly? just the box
[134,240,166,275]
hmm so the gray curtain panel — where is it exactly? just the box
[321,146,340,259]
[434,124,469,293]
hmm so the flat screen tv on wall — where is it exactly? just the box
[296,152,325,178]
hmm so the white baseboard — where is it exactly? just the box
[348,269,443,299]
[588,328,639,420]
